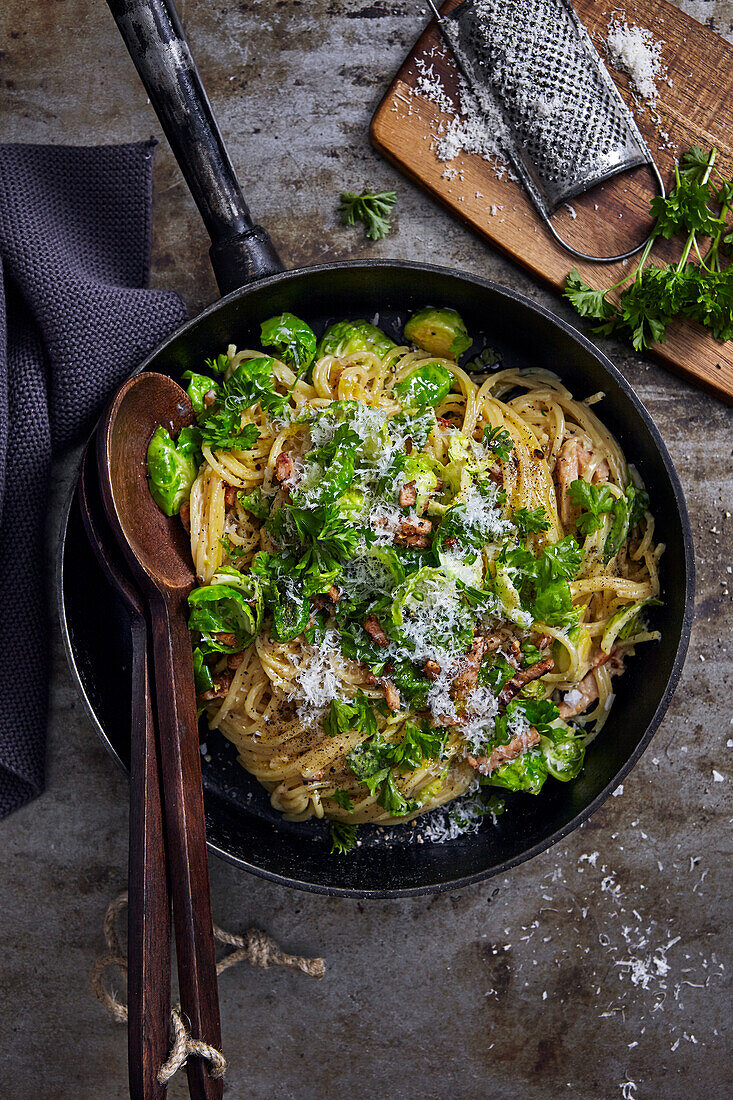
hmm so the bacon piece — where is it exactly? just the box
[199,670,234,701]
[203,389,217,408]
[498,656,555,708]
[399,481,418,508]
[532,633,553,651]
[558,654,624,718]
[227,652,246,670]
[363,614,389,648]
[224,485,237,507]
[469,727,542,775]
[443,536,461,550]
[451,636,488,700]
[214,632,239,647]
[179,500,191,533]
[423,659,441,681]
[383,679,401,712]
[328,585,341,604]
[274,452,294,483]
[393,516,432,547]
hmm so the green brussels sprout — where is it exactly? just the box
[401,454,439,512]
[540,734,585,781]
[481,751,548,794]
[260,312,317,378]
[394,363,453,409]
[192,646,215,694]
[318,319,396,358]
[390,567,474,653]
[182,371,220,414]
[146,424,201,517]
[438,547,483,587]
[403,307,472,360]
[187,578,263,652]
[237,487,269,521]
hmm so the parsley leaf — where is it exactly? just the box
[567,479,615,535]
[324,691,377,740]
[564,147,733,350]
[513,506,550,536]
[331,788,355,813]
[564,269,618,321]
[483,425,514,461]
[329,821,358,854]
[339,189,397,241]
[345,721,446,816]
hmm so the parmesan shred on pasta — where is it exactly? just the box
[145,307,663,854]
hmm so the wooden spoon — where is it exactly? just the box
[77,442,171,1100]
[97,373,223,1100]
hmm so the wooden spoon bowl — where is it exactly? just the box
[99,371,196,596]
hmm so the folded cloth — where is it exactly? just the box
[0,140,188,817]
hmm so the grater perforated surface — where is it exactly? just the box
[442,0,653,213]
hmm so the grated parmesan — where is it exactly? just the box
[606,18,666,106]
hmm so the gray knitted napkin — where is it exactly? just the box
[0,140,188,817]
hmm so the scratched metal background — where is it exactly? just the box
[0,2,731,1097]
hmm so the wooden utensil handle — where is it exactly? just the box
[104,0,283,294]
[148,591,223,1100]
[128,612,171,1100]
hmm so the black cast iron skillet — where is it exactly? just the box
[59,0,694,897]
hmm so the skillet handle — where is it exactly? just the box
[106,0,284,294]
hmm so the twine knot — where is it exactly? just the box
[91,891,324,1084]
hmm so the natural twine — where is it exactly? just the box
[91,891,325,1084]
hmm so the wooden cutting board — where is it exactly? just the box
[370,0,733,403]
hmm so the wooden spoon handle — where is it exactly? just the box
[128,613,172,1100]
[148,591,223,1100]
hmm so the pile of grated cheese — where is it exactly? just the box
[606,18,667,107]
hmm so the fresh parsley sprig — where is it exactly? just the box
[339,189,397,241]
[564,147,733,350]
[330,821,358,854]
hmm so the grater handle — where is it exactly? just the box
[541,160,667,264]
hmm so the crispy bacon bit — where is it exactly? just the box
[224,485,237,507]
[394,516,432,548]
[363,614,389,648]
[383,679,401,712]
[451,636,488,699]
[532,633,553,651]
[559,654,624,718]
[469,727,541,775]
[423,659,441,681]
[274,452,294,483]
[199,670,234,702]
[328,585,341,604]
[214,632,239,647]
[203,389,217,408]
[179,501,191,533]
[227,652,245,670]
[498,656,555,708]
[437,416,452,428]
[399,480,418,508]
[443,536,461,550]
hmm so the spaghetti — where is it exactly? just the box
[147,310,662,848]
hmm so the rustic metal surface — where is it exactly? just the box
[0,2,731,1097]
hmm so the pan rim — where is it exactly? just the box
[57,259,695,898]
